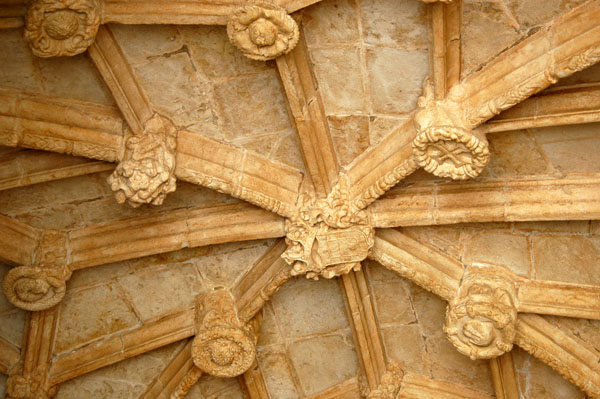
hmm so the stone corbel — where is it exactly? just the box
[191,288,259,378]
[5,373,58,399]
[413,79,490,180]
[227,1,299,61]
[2,230,71,311]
[444,264,518,360]
[107,113,178,208]
[283,176,375,280]
[367,362,404,399]
[24,0,101,57]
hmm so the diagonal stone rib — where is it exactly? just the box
[241,360,270,399]
[452,0,600,129]
[480,84,600,133]
[140,340,196,399]
[0,336,20,375]
[340,268,387,391]
[0,149,113,191]
[344,117,419,210]
[370,229,600,397]
[50,239,292,389]
[369,173,600,228]
[428,0,461,100]
[276,21,339,197]
[67,203,285,270]
[7,307,61,398]
[308,377,362,399]
[515,314,600,398]
[518,280,600,320]
[88,24,154,135]
[489,353,520,399]
[0,90,304,217]
[0,213,41,266]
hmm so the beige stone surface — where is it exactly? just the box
[1,0,600,397]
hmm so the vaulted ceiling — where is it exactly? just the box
[0,0,600,398]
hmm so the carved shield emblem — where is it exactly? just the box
[315,228,370,266]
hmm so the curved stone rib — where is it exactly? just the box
[370,229,600,396]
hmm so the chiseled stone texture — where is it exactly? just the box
[0,263,26,350]
[303,0,428,166]
[0,374,6,398]
[55,342,183,399]
[366,260,496,396]
[256,277,359,398]
[187,374,246,399]
[109,23,303,172]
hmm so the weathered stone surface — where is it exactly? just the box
[55,283,140,353]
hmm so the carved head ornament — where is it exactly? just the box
[107,113,178,207]
[444,266,518,359]
[227,2,299,61]
[24,0,101,57]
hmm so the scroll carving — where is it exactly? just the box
[2,230,71,311]
[107,113,178,208]
[413,80,489,180]
[6,374,58,399]
[24,0,101,57]
[444,266,518,360]
[227,1,299,61]
[192,289,257,378]
[283,177,374,280]
[367,362,404,399]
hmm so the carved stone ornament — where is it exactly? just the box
[444,265,518,360]
[282,177,375,280]
[24,0,101,58]
[107,113,178,208]
[367,362,404,399]
[2,230,71,311]
[227,1,299,61]
[6,374,58,399]
[191,289,257,378]
[413,80,490,180]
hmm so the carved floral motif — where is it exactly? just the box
[413,80,489,180]
[108,113,178,208]
[24,0,101,57]
[2,230,71,311]
[444,265,518,360]
[192,289,257,378]
[227,2,299,61]
[283,177,374,280]
[367,362,404,399]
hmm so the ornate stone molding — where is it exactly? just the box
[227,1,299,61]
[24,0,101,57]
[367,362,404,399]
[444,265,518,360]
[283,177,374,279]
[191,289,257,378]
[2,230,71,311]
[107,113,178,207]
[413,80,490,180]
[6,374,58,399]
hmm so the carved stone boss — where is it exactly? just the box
[413,79,490,180]
[283,177,375,280]
[24,0,101,57]
[191,289,258,378]
[227,1,299,61]
[107,113,178,207]
[444,265,518,360]
[2,230,70,311]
